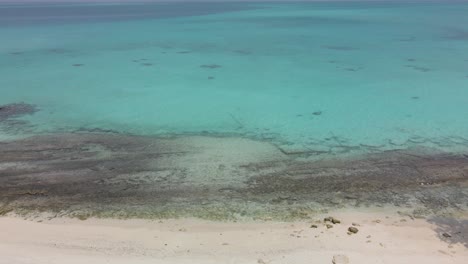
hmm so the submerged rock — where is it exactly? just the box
[200,64,222,69]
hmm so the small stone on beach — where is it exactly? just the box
[324,216,340,224]
[348,227,359,234]
[332,254,349,264]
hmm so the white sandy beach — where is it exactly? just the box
[1,210,466,264]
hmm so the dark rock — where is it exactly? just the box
[348,227,359,233]
[310,224,318,228]
[442,233,452,238]
[326,224,333,229]
[324,216,340,224]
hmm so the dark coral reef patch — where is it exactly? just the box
[0,102,38,122]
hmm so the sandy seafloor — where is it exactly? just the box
[1,1,468,263]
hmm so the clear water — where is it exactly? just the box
[1,1,468,155]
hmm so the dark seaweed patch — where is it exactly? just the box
[72,64,84,67]
[405,65,431,72]
[443,29,468,41]
[312,111,322,116]
[48,49,70,54]
[234,16,366,28]
[335,64,362,72]
[0,102,38,122]
[322,45,358,51]
[200,64,222,69]
[76,127,121,134]
[397,36,416,42]
[411,96,420,100]
[208,76,215,80]
[233,50,251,55]
[141,63,153,66]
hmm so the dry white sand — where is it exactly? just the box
[1,210,466,264]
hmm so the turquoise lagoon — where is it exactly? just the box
[1,1,468,156]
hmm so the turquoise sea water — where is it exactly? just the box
[1,1,468,155]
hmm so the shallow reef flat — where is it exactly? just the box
[0,132,467,221]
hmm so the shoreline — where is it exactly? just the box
[1,209,467,264]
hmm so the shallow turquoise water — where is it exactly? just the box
[1,1,468,155]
